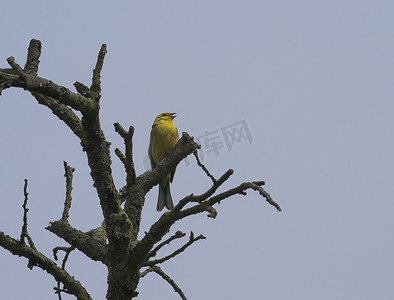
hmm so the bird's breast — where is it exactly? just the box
[150,124,178,163]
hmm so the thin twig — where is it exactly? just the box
[0,232,92,299]
[62,162,75,221]
[143,232,206,267]
[54,287,72,298]
[56,286,62,300]
[19,179,37,266]
[193,151,216,183]
[61,246,75,269]
[147,231,186,259]
[53,246,75,263]
[136,169,281,268]
[174,169,233,211]
[19,179,29,244]
[53,245,76,299]
[205,181,281,212]
[90,44,107,101]
[249,182,281,211]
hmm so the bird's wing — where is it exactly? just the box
[149,147,156,170]
[148,129,157,170]
[169,127,179,183]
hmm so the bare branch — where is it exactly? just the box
[147,230,186,259]
[0,67,97,114]
[7,56,24,74]
[0,232,91,300]
[18,179,37,269]
[177,180,280,219]
[90,44,107,101]
[114,122,136,186]
[135,170,280,265]
[139,268,151,278]
[141,266,187,300]
[53,245,76,299]
[115,148,126,165]
[54,286,71,299]
[249,182,281,211]
[203,205,217,218]
[19,180,34,247]
[1,42,83,137]
[205,181,281,212]
[60,246,75,269]
[53,246,70,261]
[193,150,217,183]
[175,181,280,220]
[62,162,75,221]
[47,220,108,265]
[74,81,93,98]
[175,169,234,211]
[24,39,41,75]
[143,232,206,267]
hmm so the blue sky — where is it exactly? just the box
[1,1,394,299]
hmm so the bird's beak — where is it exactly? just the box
[169,113,176,119]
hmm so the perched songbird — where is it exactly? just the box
[148,112,179,211]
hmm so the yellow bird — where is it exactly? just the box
[148,112,179,211]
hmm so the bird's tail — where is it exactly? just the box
[157,177,174,211]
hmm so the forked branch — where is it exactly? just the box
[114,122,136,186]
[135,160,281,270]
[143,232,206,267]
[47,162,108,264]
[53,245,76,300]
[147,230,186,259]
[0,180,91,300]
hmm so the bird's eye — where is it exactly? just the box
[162,113,167,116]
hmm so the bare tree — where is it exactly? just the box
[0,39,281,300]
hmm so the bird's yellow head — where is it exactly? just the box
[153,112,176,126]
